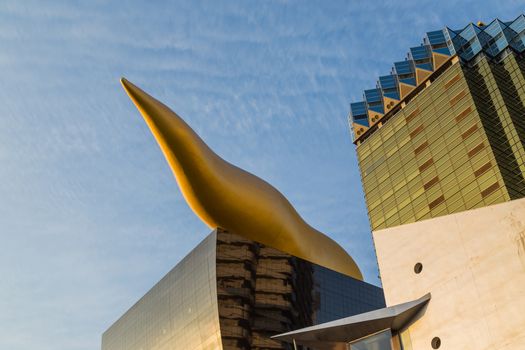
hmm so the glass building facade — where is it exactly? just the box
[102,229,385,350]
[350,16,525,231]
[101,233,222,350]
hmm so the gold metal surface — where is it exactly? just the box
[120,78,362,279]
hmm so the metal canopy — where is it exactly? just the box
[272,293,431,350]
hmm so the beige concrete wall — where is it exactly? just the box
[373,197,525,350]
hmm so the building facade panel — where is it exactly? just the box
[102,233,222,350]
[373,197,525,350]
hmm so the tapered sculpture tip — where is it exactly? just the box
[120,77,137,99]
[120,78,150,104]
[119,78,162,121]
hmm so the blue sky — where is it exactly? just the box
[0,1,522,349]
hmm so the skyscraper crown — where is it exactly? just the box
[350,15,525,142]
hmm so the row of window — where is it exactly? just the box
[357,64,467,159]
[359,90,477,170]
[358,56,525,229]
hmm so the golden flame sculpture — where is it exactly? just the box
[121,78,362,279]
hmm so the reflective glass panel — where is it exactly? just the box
[349,329,393,350]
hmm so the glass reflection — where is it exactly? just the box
[349,329,392,350]
[216,229,385,350]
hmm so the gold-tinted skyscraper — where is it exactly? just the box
[350,16,525,231]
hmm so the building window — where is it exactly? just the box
[461,124,478,139]
[455,106,472,122]
[449,89,466,106]
[429,195,445,210]
[444,74,461,89]
[349,329,392,350]
[405,108,420,123]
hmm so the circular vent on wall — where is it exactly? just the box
[414,262,423,274]
[431,337,441,349]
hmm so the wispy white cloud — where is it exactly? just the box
[0,1,523,349]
